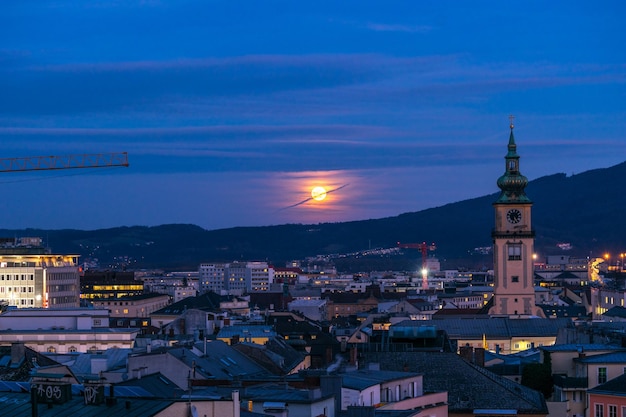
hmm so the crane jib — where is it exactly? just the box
[0,152,129,172]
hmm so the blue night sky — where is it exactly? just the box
[1,1,625,230]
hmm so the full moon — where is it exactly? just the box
[311,186,327,201]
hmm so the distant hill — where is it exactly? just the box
[2,161,625,271]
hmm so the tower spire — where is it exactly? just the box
[496,117,530,204]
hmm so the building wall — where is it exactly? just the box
[378,391,448,417]
[578,362,626,388]
[250,397,334,417]
[156,397,241,417]
[45,266,80,308]
[342,385,380,410]
[591,288,626,320]
[199,263,226,294]
[327,297,378,318]
[0,308,109,330]
[588,393,626,417]
[380,375,423,401]
[92,294,170,317]
[0,255,80,309]
[0,330,138,353]
[491,204,536,316]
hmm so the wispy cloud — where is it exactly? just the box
[366,23,432,33]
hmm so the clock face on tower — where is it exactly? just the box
[506,209,522,224]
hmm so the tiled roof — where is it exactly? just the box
[393,317,571,339]
[574,351,626,364]
[588,373,626,395]
[604,306,626,319]
[171,340,270,380]
[554,271,581,279]
[0,391,172,416]
[539,305,588,318]
[70,348,131,379]
[115,372,185,398]
[540,344,622,353]
[232,337,305,375]
[152,291,229,315]
[0,345,61,381]
[361,351,547,414]
[217,325,276,339]
[243,383,334,404]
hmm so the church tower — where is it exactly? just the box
[489,118,541,317]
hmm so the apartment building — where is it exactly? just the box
[199,261,274,295]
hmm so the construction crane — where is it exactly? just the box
[397,241,436,291]
[0,152,129,173]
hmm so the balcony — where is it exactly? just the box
[553,374,588,389]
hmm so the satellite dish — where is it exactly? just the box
[122,373,128,381]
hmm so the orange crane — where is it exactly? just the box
[0,152,129,172]
[397,241,436,291]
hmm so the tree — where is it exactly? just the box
[521,351,553,399]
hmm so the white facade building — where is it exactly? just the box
[199,262,274,295]
[0,238,80,309]
[0,308,138,353]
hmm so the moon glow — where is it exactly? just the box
[311,186,327,201]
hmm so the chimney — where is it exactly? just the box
[474,347,485,367]
[459,345,473,362]
[349,346,357,365]
[11,342,25,366]
[232,390,240,417]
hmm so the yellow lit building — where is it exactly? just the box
[0,237,80,309]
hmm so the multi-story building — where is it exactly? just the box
[0,237,80,308]
[80,270,143,300]
[273,266,302,284]
[199,263,226,293]
[224,262,248,294]
[591,287,626,320]
[247,261,274,292]
[140,271,199,299]
[91,293,170,318]
[199,262,274,295]
[588,374,626,417]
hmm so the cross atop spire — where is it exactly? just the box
[509,114,515,130]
